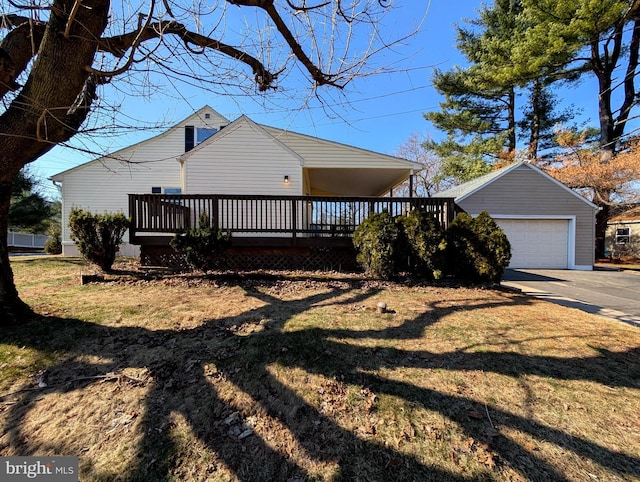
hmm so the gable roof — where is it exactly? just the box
[51,106,420,196]
[259,124,421,170]
[609,205,640,222]
[50,106,229,180]
[180,115,305,165]
[177,112,421,196]
[433,161,598,209]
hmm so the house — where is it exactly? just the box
[51,106,453,269]
[51,106,230,257]
[605,205,640,258]
[433,162,598,270]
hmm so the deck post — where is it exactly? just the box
[447,199,456,225]
[291,198,297,244]
[128,194,136,243]
[212,195,219,231]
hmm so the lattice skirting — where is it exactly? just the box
[140,245,359,272]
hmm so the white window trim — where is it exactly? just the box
[151,186,182,194]
[615,227,631,245]
[195,127,218,145]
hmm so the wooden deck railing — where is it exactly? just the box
[128,194,457,244]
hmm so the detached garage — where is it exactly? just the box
[434,162,598,270]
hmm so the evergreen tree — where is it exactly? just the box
[9,169,55,234]
[424,68,511,184]
[514,0,640,257]
[425,0,573,183]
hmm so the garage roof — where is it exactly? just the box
[433,161,598,209]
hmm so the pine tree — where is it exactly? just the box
[514,0,640,257]
[425,0,573,183]
[9,169,56,234]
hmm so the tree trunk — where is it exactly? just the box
[527,79,541,160]
[0,0,109,323]
[591,35,617,260]
[595,199,610,261]
[593,147,615,260]
[507,87,516,153]
[0,180,31,321]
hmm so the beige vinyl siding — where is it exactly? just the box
[58,147,182,256]
[183,120,303,236]
[457,164,596,267]
[606,220,640,257]
[54,107,227,254]
[184,121,302,195]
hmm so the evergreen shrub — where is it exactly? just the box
[446,211,511,282]
[68,208,130,271]
[352,210,399,280]
[44,224,62,255]
[170,212,231,272]
[340,208,512,283]
[397,209,447,279]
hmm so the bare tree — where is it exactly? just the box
[541,130,640,207]
[0,0,411,321]
[395,132,451,197]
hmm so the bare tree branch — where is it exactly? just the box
[259,1,340,87]
[87,0,156,77]
[5,0,50,10]
[98,21,277,90]
[0,14,32,27]
[63,0,83,39]
[285,0,330,12]
[226,0,378,87]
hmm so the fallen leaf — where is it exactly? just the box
[482,453,497,469]
[467,409,484,420]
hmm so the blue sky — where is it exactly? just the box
[33,1,601,199]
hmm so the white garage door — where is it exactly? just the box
[496,219,569,269]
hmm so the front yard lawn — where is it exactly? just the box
[1,257,639,481]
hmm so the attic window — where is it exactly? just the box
[185,126,218,151]
[205,113,210,119]
[616,227,630,244]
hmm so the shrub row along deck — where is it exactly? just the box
[129,194,457,270]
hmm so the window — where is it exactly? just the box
[151,187,181,194]
[185,126,218,151]
[616,227,630,244]
[197,128,217,143]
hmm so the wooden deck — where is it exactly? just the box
[128,194,457,248]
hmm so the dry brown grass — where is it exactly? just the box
[1,256,639,481]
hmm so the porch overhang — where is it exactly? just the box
[304,167,414,196]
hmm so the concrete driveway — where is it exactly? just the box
[501,268,640,327]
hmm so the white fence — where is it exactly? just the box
[8,231,49,249]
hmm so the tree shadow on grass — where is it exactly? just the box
[1,279,639,481]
